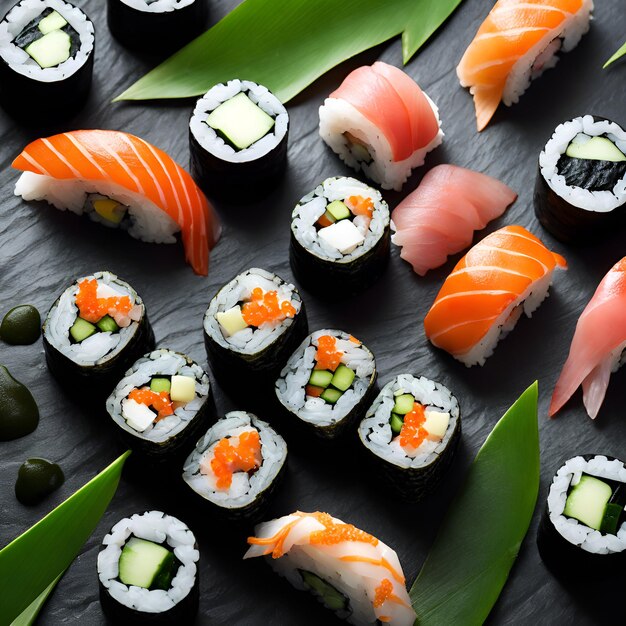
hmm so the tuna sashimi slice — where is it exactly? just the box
[391,164,516,276]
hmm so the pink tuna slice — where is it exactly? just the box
[391,164,517,276]
[550,258,626,419]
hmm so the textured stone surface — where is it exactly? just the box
[0,0,625,623]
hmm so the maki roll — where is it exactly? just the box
[290,177,390,297]
[0,0,94,121]
[190,80,289,200]
[537,454,626,578]
[358,375,461,501]
[245,511,416,625]
[182,411,287,520]
[106,349,214,461]
[275,330,377,440]
[98,511,199,624]
[535,115,626,243]
[43,271,154,396]
[319,62,442,190]
[203,268,307,389]
[107,0,208,54]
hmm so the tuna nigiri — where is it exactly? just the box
[550,258,626,419]
[457,0,594,131]
[319,61,443,191]
[245,511,416,625]
[12,130,220,276]
[391,164,517,276]
[424,225,566,366]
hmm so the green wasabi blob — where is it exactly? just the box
[0,305,41,345]
[0,365,39,441]
[15,458,64,506]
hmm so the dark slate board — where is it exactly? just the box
[1,0,625,623]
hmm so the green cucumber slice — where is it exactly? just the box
[150,377,171,394]
[96,315,119,333]
[564,475,613,531]
[321,388,342,404]
[326,200,351,221]
[330,364,355,392]
[566,135,626,162]
[118,537,176,590]
[392,394,415,415]
[300,570,349,612]
[309,370,333,388]
[390,413,404,434]
[600,502,624,535]
[25,29,71,68]
[38,11,68,35]
[69,318,97,343]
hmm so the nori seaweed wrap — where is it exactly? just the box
[182,411,287,521]
[105,349,215,462]
[290,177,390,298]
[275,329,377,440]
[534,115,626,243]
[42,271,155,398]
[357,374,460,502]
[537,454,626,579]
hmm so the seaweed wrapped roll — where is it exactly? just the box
[275,330,376,439]
[190,80,289,199]
[537,454,626,578]
[106,349,214,460]
[535,115,626,242]
[183,411,287,520]
[98,511,199,624]
[43,272,154,396]
[0,0,94,121]
[358,375,461,501]
[290,177,390,297]
[107,0,208,54]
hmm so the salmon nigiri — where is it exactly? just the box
[457,0,594,131]
[391,165,517,276]
[13,130,220,276]
[550,258,626,419]
[424,225,566,366]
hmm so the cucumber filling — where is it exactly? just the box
[307,364,356,404]
[69,314,121,344]
[343,131,372,164]
[299,569,350,613]
[118,537,179,591]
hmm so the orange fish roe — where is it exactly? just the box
[128,388,174,421]
[309,512,378,547]
[210,430,261,490]
[398,402,428,450]
[75,278,132,323]
[314,335,343,371]
[348,335,361,345]
[346,195,374,219]
[373,578,407,609]
[242,288,296,327]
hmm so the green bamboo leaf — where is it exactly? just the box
[410,382,539,625]
[10,572,64,626]
[604,40,626,68]
[0,451,130,625]
[114,0,463,103]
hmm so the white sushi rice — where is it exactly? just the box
[182,411,287,509]
[275,329,375,428]
[291,177,389,263]
[15,173,180,244]
[97,511,199,614]
[203,268,302,355]
[502,0,593,109]
[45,271,142,366]
[190,79,288,164]
[540,115,626,212]
[358,375,459,469]
[547,455,626,554]
[106,349,210,441]
[319,93,443,191]
[0,0,94,81]
[119,0,196,12]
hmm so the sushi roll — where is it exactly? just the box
[319,62,442,191]
[550,257,626,420]
[275,330,377,440]
[203,268,307,389]
[535,115,626,243]
[106,349,214,461]
[358,375,461,501]
[424,225,567,366]
[290,177,390,297]
[182,411,287,520]
[98,511,200,624]
[0,0,94,121]
[43,271,155,396]
[245,511,416,625]
[107,0,208,55]
[190,80,289,199]
[457,0,594,131]
[537,454,626,578]
[12,129,220,276]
